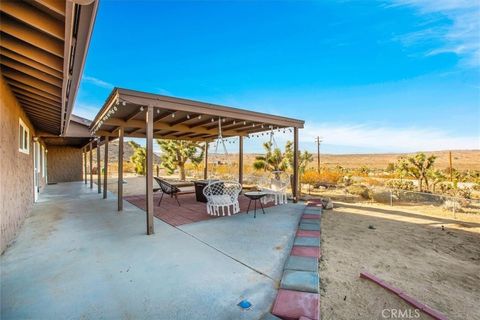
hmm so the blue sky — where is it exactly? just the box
[75,0,480,154]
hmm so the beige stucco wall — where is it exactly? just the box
[0,75,47,254]
[46,146,83,183]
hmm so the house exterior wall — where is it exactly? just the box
[0,75,47,253]
[46,146,83,183]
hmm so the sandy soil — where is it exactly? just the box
[320,202,480,320]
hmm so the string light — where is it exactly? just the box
[186,114,190,119]
[140,106,144,111]
[122,101,127,106]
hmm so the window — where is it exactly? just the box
[19,118,29,154]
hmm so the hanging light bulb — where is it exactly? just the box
[243,121,246,125]
[198,115,202,119]
[157,109,160,114]
[211,118,214,122]
[233,120,236,124]
[122,101,127,106]
[140,106,144,112]
[172,113,175,118]
[187,114,190,119]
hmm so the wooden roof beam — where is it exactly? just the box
[0,34,63,72]
[2,67,61,97]
[0,49,62,79]
[102,118,245,137]
[168,113,200,127]
[1,57,63,87]
[189,116,219,129]
[0,14,64,57]
[8,81,61,103]
[13,91,62,107]
[17,97,61,112]
[0,1,65,40]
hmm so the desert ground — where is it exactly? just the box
[96,175,480,320]
[320,202,480,320]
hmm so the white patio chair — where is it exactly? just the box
[203,181,242,216]
[260,171,289,205]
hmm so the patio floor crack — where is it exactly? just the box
[171,223,278,283]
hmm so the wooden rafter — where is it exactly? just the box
[0,1,65,40]
[1,57,63,87]
[1,67,61,97]
[0,15,64,57]
[9,83,61,104]
[0,49,62,79]
[0,34,63,71]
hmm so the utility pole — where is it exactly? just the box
[449,151,453,182]
[315,136,323,173]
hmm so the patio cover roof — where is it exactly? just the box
[90,88,305,141]
[0,0,98,135]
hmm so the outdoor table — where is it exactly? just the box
[244,191,267,218]
[193,180,220,203]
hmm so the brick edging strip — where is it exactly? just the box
[360,272,448,320]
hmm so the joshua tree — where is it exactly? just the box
[253,141,290,174]
[396,153,436,192]
[429,169,446,193]
[129,141,146,175]
[157,139,204,181]
[284,141,313,177]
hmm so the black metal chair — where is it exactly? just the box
[154,177,192,207]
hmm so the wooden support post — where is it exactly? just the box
[97,142,101,194]
[103,138,108,199]
[118,127,124,211]
[203,141,208,180]
[293,127,299,203]
[89,141,93,189]
[83,149,87,184]
[146,106,154,235]
[239,136,244,184]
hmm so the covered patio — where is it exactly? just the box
[85,88,305,235]
[1,181,305,319]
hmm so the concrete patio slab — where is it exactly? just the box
[285,256,318,272]
[0,182,303,320]
[180,202,305,281]
[280,270,319,293]
[294,237,321,247]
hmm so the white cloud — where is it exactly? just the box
[82,76,114,89]
[300,123,480,152]
[390,0,480,67]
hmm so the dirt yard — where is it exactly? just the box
[94,175,480,319]
[320,202,480,320]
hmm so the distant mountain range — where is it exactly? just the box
[105,141,479,170]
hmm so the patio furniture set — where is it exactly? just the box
[153,176,290,218]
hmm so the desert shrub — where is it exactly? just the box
[456,187,472,199]
[443,199,463,212]
[301,170,321,185]
[362,177,383,187]
[386,179,415,191]
[342,175,354,187]
[300,169,342,187]
[346,184,371,199]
